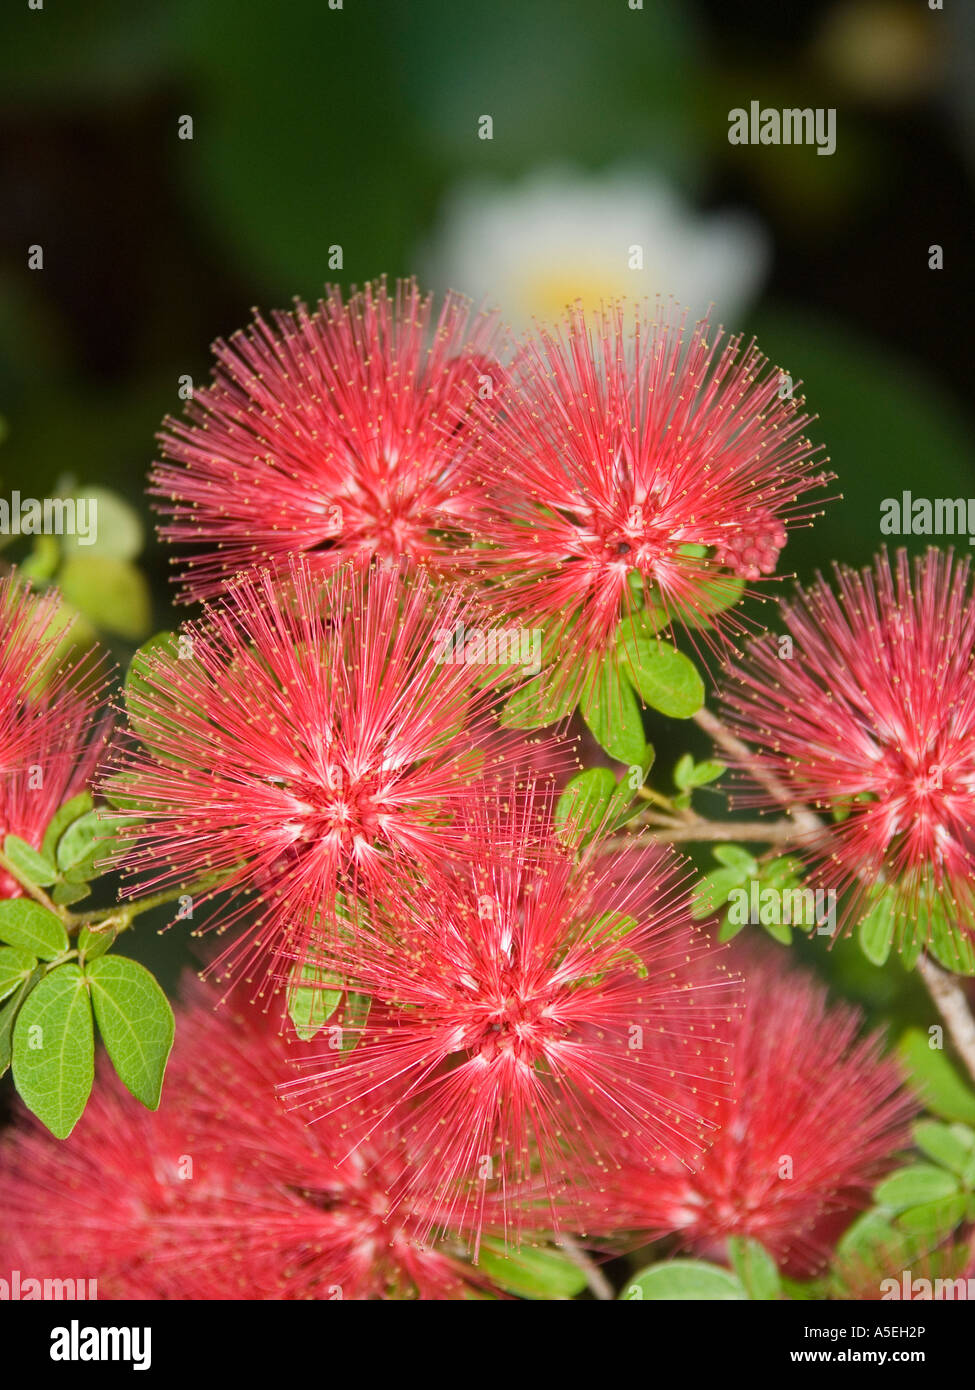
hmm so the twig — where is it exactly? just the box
[916,956,975,1086]
[693,706,823,838]
[630,815,804,845]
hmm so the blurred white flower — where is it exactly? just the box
[420,166,770,332]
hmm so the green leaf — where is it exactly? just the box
[912,1121,975,1182]
[874,1164,960,1210]
[605,757,655,830]
[287,960,342,1041]
[86,955,174,1109]
[727,1237,781,1301]
[0,946,39,1003]
[55,809,114,880]
[618,637,704,718]
[673,753,695,791]
[477,1241,588,1300]
[41,791,94,864]
[924,897,975,976]
[687,759,725,788]
[341,991,371,1052]
[659,572,746,630]
[895,1195,967,1239]
[691,868,747,920]
[124,629,178,696]
[499,671,576,729]
[898,1028,975,1125]
[52,881,92,907]
[20,534,60,582]
[580,661,648,766]
[836,1209,903,1259]
[59,554,152,641]
[712,844,758,876]
[758,855,804,892]
[11,963,94,1138]
[554,768,616,842]
[2,834,58,887]
[621,1259,746,1301]
[718,908,748,943]
[761,915,793,946]
[59,487,144,561]
[0,899,69,960]
[0,966,44,1076]
[77,923,118,964]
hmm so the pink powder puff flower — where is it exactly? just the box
[718,548,975,949]
[0,576,109,898]
[151,277,503,603]
[465,301,830,708]
[283,795,738,1247]
[589,952,915,1277]
[0,984,503,1300]
[108,558,562,994]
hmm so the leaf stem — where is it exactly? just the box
[557,1234,614,1301]
[69,874,231,932]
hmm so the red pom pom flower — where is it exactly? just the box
[151,278,502,602]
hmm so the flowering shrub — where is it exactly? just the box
[2,278,973,1301]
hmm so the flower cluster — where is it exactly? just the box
[0,278,946,1303]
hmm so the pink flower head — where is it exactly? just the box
[465,301,829,707]
[719,549,975,947]
[593,952,914,1275]
[109,558,561,993]
[283,796,738,1247]
[151,277,503,602]
[0,577,109,898]
[0,984,500,1300]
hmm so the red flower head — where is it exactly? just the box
[465,301,829,709]
[718,549,975,951]
[283,795,738,1247]
[0,577,109,899]
[0,984,501,1300]
[592,952,914,1276]
[109,558,561,994]
[151,277,502,603]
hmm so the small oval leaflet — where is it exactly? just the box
[0,899,69,961]
[86,955,175,1110]
[11,963,94,1139]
